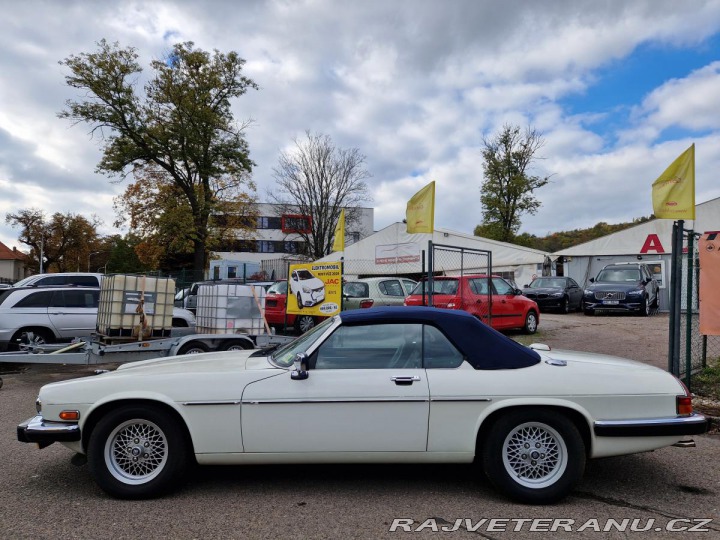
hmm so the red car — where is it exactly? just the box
[264,280,321,333]
[404,275,539,333]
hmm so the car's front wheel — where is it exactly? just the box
[482,409,585,504]
[296,292,304,310]
[639,296,650,317]
[88,405,191,499]
[523,311,538,334]
[560,297,570,314]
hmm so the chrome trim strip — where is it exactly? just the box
[182,400,242,406]
[430,397,492,402]
[242,398,430,404]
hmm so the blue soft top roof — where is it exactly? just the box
[339,306,540,370]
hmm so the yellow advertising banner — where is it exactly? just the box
[651,144,695,220]
[406,181,435,233]
[699,232,720,335]
[287,262,342,317]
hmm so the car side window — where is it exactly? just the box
[469,278,489,294]
[13,291,54,308]
[378,280,404,296]
[36,276,66,286]
[343,282,369,298]
[492,278,514,295]
[71,276,100,287]
[314,323,422,369]
[53,289,99,308]
[402,280,416,295]
[423,325,464,369]
[568,278,579,288]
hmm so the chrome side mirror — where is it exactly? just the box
[291,353,308,380]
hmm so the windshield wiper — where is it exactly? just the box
[250,343,281,357]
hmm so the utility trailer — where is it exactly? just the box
[0,330,295,375]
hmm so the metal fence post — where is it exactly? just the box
[684,229,694,390]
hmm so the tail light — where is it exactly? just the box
[359,299,374,309]
[675,377,693,416]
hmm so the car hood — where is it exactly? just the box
[523,287,562,294]
[300,277,324,289]
[588,282,642,292]
[114,349,276,374]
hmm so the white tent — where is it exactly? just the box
[316,222,550,287]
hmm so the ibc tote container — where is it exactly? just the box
[195,283,266,334]
[97,275,175,339]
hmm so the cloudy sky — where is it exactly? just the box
[1,0,720,250]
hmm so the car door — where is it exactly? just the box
[465,277,492,322]
[376,279,407,306]
[567,278,583,308]
[48,289,99,338]
[241,322,430,453]
[490,277,524,329]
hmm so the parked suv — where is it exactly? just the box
[12,272,104,288]
[0,286,195,351]
[404,275,540,333]
[582,262,659,316]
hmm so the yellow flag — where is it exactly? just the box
[332,209,345,252]
[406,181,435,233]
[652,144,695,219]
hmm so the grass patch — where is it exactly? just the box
[692,358,720,401]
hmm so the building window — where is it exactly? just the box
[257,241,276,253]
[281,214,312,234]
[228,266,237,278]
[351,231,361,243]
[257,216,282,229]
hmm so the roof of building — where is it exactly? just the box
[0,241,26,261]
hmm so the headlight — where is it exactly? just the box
[626,289,644,296]
[302,286,311,293]
[583,289,594,296]
[551,292,564,297]
[35,397,42,414]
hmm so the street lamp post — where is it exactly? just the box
[88,251,102,272]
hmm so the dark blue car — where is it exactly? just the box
[522,277,583,313]
[583,263,659,316]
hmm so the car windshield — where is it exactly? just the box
[596,268,641,282]
[267,281,288,294]
[296,270,314,280]
[410,279,459,295]
[12,276,36,287]
[268,317,335,368]
[529,278,566,288]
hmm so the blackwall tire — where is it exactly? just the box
[482,409,585,504]
[295,315,316,334]
[177,342,209,355]
[560,298,570,314]
[523,311,538,334]
[88,405,190,499]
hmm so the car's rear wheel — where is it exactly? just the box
[88,405,190,499]
[295,315,316,334]
[523,311,538,334]
[482,409,585,504]
[11,327,55,350]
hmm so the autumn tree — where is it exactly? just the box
[59,40,257,279]
[269,131,372,259]
[475,124,550,242]
[5,209,101,272]
[114,164,256,272]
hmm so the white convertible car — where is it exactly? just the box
[18,307,707,503]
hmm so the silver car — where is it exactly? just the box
[0,287,195,351]
[342,277,417,310]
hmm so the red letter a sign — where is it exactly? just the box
[640,234,665,254]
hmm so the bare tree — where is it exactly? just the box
[269,132,372,258]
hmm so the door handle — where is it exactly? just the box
[391,375,421,385]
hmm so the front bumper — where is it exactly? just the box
[17,415,81,448]
[594,413,708,437]
[584,300,643,312]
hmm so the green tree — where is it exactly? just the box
[59,40,257,278]
[5,209,101,272]
[269,131,372,259]
[476,124,549,242]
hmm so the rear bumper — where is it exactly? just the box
[17,415,81,447]
[594,413,708,437]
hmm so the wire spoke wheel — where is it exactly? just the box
[502,421,567,489]
[105,419,168,484]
